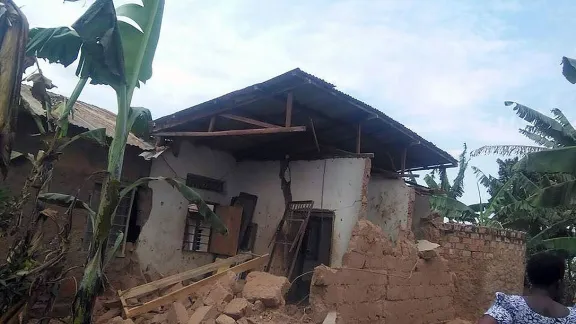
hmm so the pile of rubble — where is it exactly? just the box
[94,271,312,324]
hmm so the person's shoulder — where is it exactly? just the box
[493,292,525,309]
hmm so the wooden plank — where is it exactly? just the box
[285,92,293,127]
[356,123,362,154]
[120,254,252,299]
[155,126,306,137]
[125,254,269,318]
[219,114,280,128]
[208,116,216,132]
[208,205,243,256]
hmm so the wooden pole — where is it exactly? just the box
[285,92,293,127]
[356,123,362,154]
[208,116,216,132]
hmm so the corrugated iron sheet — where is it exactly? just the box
[21,84,154,150]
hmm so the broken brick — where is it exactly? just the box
[216,314,237,324]
[188,305,218,324]
[224,298,250,319]
[242,272,289,307]
[166,301,189,324]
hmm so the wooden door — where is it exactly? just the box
[209,205,243,256]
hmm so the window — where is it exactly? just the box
[186,173,224,193]
[182,203,216,252]
[83,183,136,257]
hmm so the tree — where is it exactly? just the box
[499,56,576,254]
[26,1,226,322]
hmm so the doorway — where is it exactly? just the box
[287,209,334,303]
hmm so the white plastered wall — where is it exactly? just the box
[137,140,369,273]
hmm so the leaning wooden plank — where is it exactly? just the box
[125,254,269,318]
[154,126,306,137]
[120,253,252,299]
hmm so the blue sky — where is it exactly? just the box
[18,0,576,204]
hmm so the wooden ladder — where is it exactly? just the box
[265,200,314,279]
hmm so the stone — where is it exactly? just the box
[150,313,168,324]
[322,312,337,324]
[236,318,249,324]
[216,314,237,324]
[188,305,218,324]
[232,280,246,296]
[189,298,205,313]
[123,320,135,324]
[249,300,265,315]
[204,283,234,306]
[109,317,125,324]
[242,272,290,307]
[167,301,189,324]
[96,308,121,324]
[223,298,250,319]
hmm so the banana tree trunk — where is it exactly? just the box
[72,88,128,324]
[0,0,29,178]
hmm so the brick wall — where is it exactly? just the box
[423,220,526,321]
[310,220,455,324]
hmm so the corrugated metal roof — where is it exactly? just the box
[152,68,457,171]
[21,84,154,150]
[292,69,457,169]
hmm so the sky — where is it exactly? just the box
[17,0,576,204]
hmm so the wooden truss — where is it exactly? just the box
[153,92,306,137]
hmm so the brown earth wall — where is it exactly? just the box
[422,220,526,321]
[0,117,152,304]
[310,220,455,324]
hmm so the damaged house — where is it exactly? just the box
[1,85,154,304]
[137,69,458,298]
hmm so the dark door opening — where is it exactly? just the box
[287,209,334,304]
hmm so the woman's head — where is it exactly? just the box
[527,252,565,295]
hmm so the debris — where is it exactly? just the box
[322,312,337,324]
[445,320,473,324]
[96,308,121,324]
[216,314,237,324]
[224,298,250,319]
[166,301,189,324]
[188,305,218,324]
[204,282,234,306]
[242,272,290,307]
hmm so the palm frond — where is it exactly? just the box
[470,145,547,157]
[423,173,439,190]
[451,143,468,199]
[551,108,576,140]
[508,101,575,146]
[439,168,451,194]
[471,166,499,190]
[518,128,557,148]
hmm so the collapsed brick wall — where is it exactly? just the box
[310,220,455,324]
[423,220,526,321]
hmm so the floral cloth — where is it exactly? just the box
[485,292,576,323]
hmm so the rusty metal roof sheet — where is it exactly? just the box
[152,68,456,172]
[21,84,154,150]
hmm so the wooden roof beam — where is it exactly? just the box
[154,126,306,137]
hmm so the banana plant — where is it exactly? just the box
[0,0,29,178]
[27,1,226,322]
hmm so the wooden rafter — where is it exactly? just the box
[219,113,280,128]
[356,123,362,154]
[286,92,293,127]
[154,126,306,137]
[208,116,216,132]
